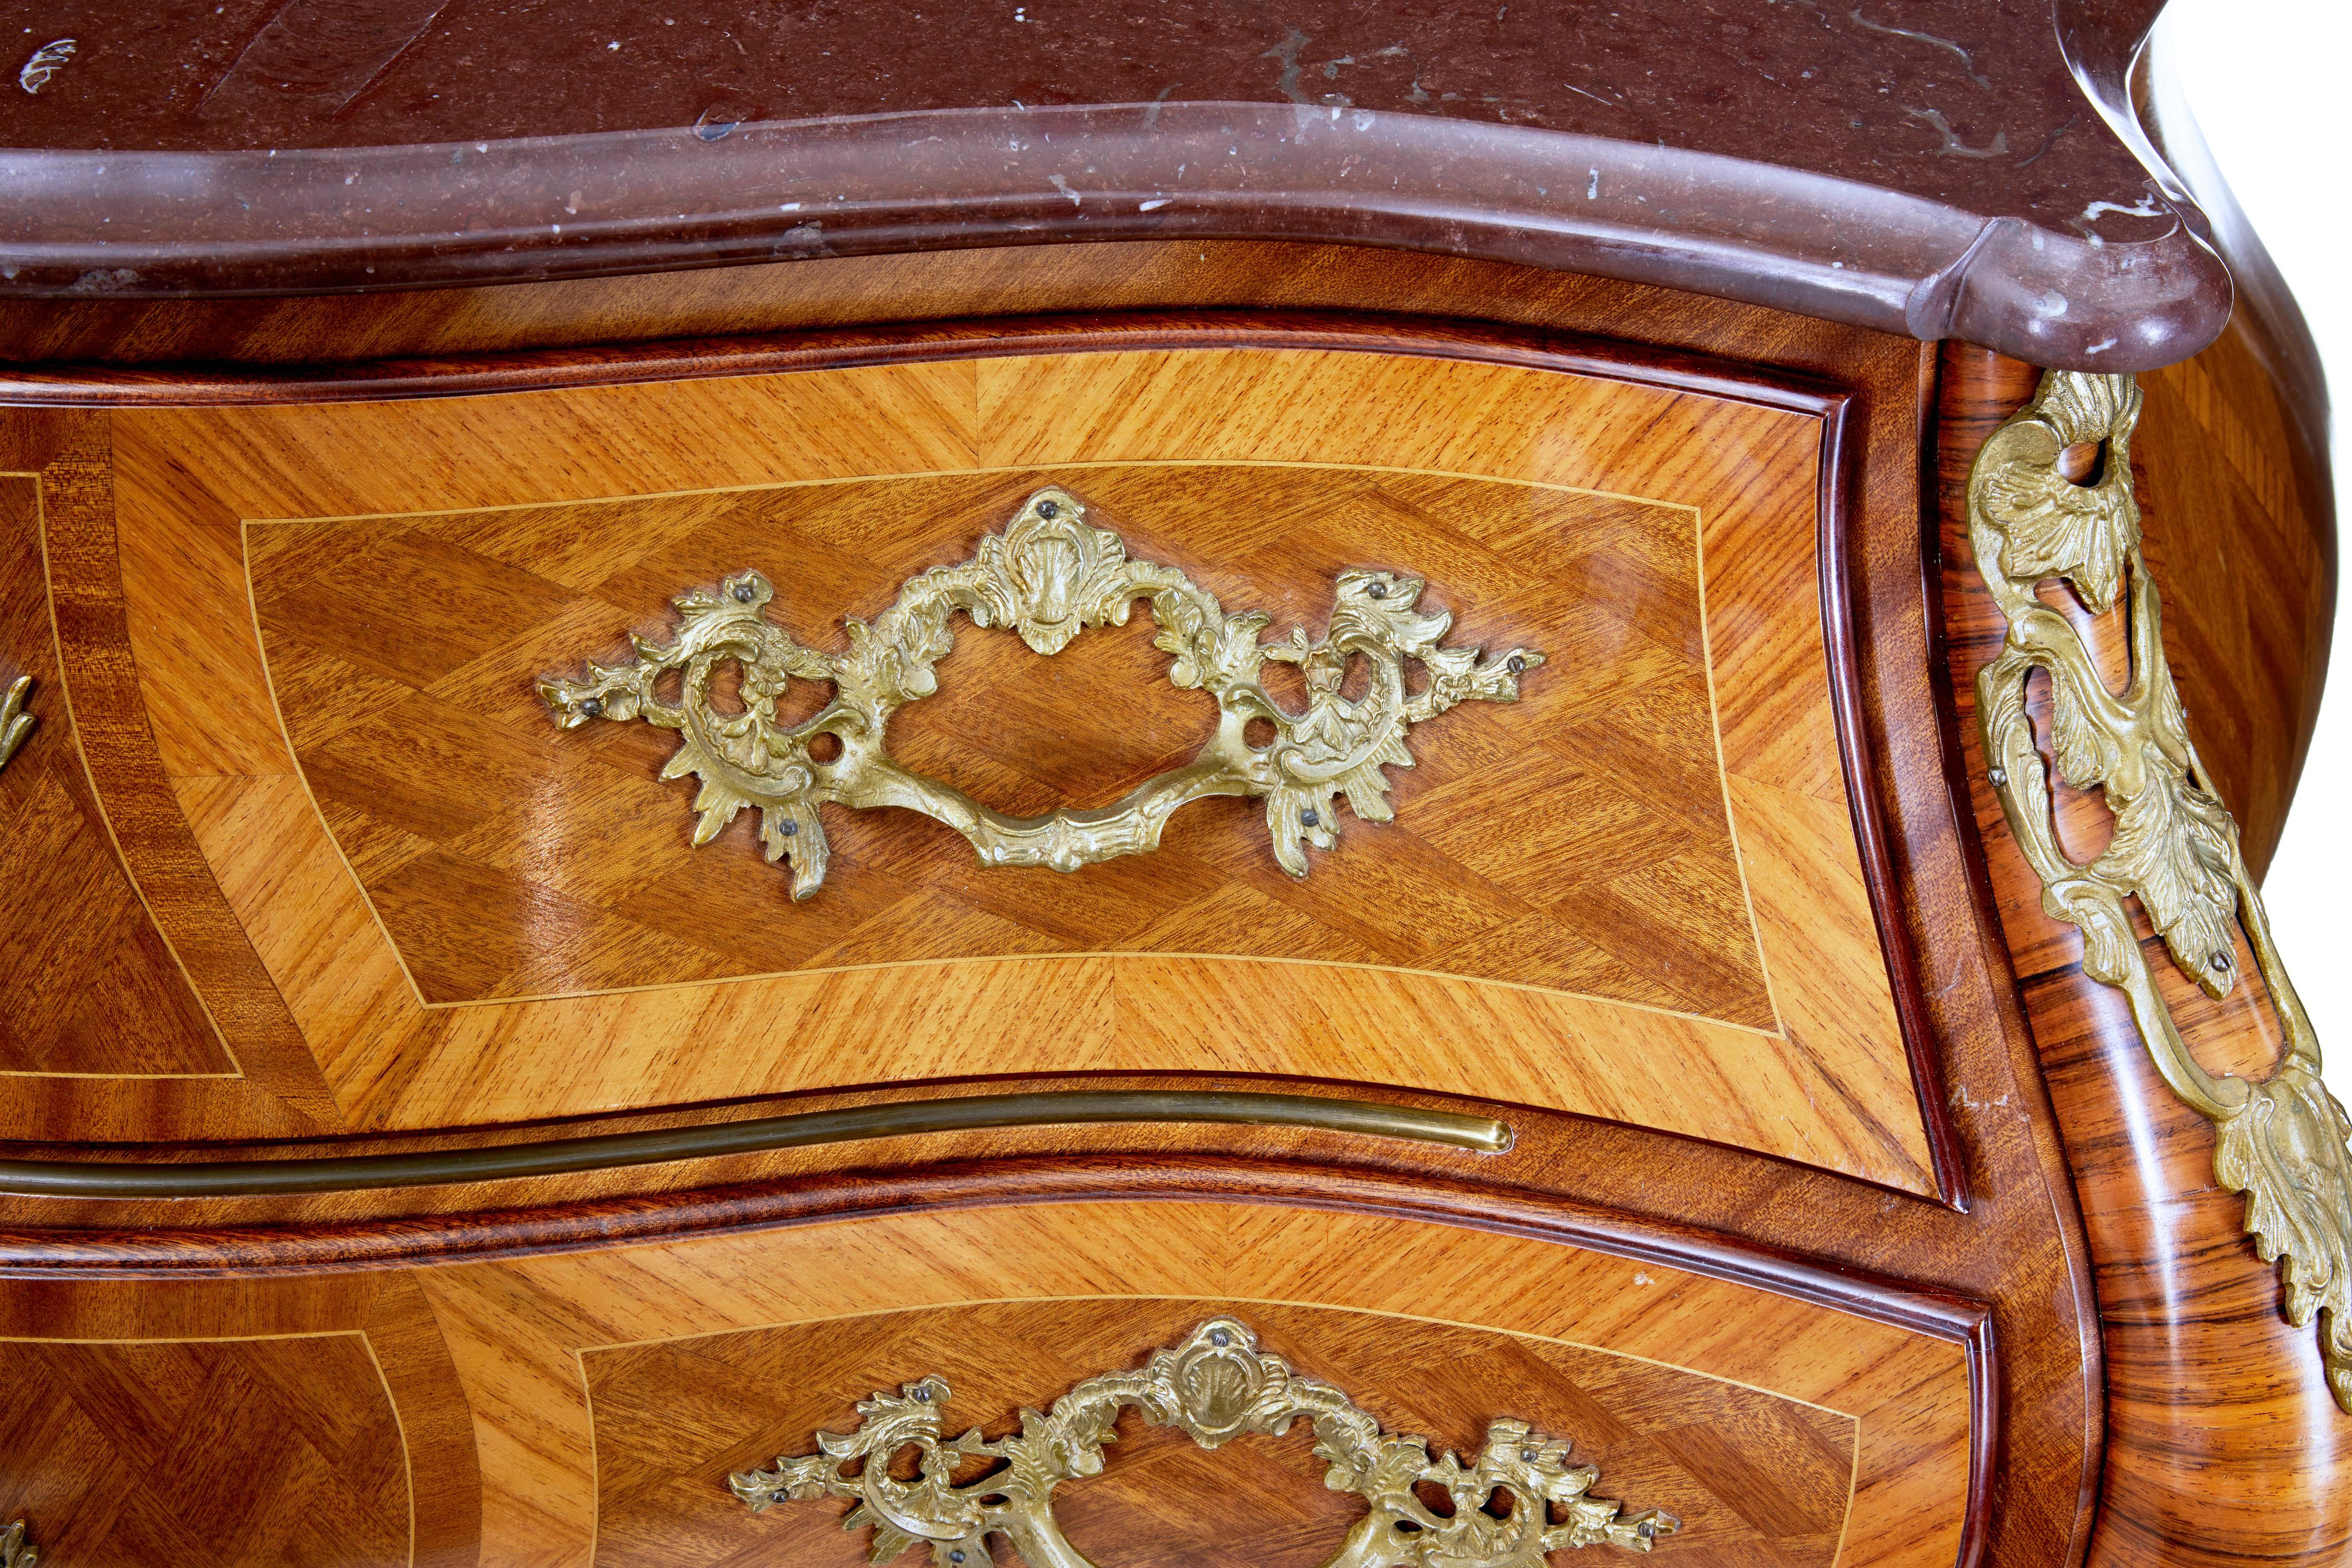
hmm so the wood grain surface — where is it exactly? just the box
[2135,307,2336,875]
[0,466,225,1078]
[0,262,2135,1568]
[23,335,1933,1189]
[0,1331,408,1568]
[6,233,2314,870]
[0,1189,1975,1568]
[10,412,346,1137]
[586,1298,1855,1568]
[250,463,1768,1022]
[416,1199,1971,1568]
[1936,344,2352,1568]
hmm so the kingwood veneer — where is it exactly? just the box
[0,6,2341,1568]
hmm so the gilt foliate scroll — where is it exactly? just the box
[540,486,1542,897]
[0,675,31,773]
[1969,368,2352,1411]
[730,1316,1678,1567]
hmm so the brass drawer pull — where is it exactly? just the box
[540,486,1542,897]
[733,1316,1677,1565]
[0,1090,1509,1198]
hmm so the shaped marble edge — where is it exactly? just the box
[0,1,2225,369]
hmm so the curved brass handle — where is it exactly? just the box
[730,1317,1677,1566]
[0,1090,1508,1199]
[540,488,1542,898]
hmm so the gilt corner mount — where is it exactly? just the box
[1969,368,2352,1412]
[730,1316,1678,1567]
[540,485,1544,897]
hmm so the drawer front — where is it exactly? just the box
[0,1195,1973,1568]
[3,333,1929,1188]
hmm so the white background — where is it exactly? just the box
[2167,1,2350,1088]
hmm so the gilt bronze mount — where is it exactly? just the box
[731,1316,1677,1567]
[540,486,1543,897]
[1969,368,2352,1411]
[0,675,31,773]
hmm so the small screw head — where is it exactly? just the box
[1506,655,1526,675]
[1366,580,1387,599]
[1638,1522,1656,1539]
[1036,499,1060,519]
[912,1386,931,1403]
[1520,1449,1538,1463]
[1988,766,2008,787]
[733,581,756,603]
[1208,1329,1232,1347]
[1300,808,1320,828]
[780,819,798,837]
[2211,951,2232,972]
[579,697,604,719]
[950,1554,966,1564]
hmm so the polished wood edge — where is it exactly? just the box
[1936,341,2352,1568]
[366,1273,484,1568]
[0,1154,1999,1560]
[2139,33,2331,503]
[1918,345,2102,1568]
[0,308,1853,409]
[2110,53,2336,865]
[0,1153,1992,1333]
[31,415,346,1124]
[1820,383,1972,1211]
[1960,1309,2000,1568]
[0,1090,1510,1197]
[7,307,1966,1210]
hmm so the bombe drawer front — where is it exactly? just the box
[3,339,1929,1191]
[0,1196,1971,1568]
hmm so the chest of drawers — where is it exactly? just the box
[0,6,2343,1568]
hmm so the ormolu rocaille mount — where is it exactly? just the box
[0,675,31,773]
[1969,370,2352,1409]
[731,1316,1677,1567]
[540,486,1543,896]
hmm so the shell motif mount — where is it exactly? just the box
[1969,369,2352,1413]
[539,486,1544,898]
[730,1316,1680,1567]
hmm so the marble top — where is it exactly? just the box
[0,0,2224,368]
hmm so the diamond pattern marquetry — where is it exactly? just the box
[0,474,224,1076]
[93,346,1928,1188]
[0,1336,408,1568]
[250,464,1774,1027]
[584,1299,1853,1568]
